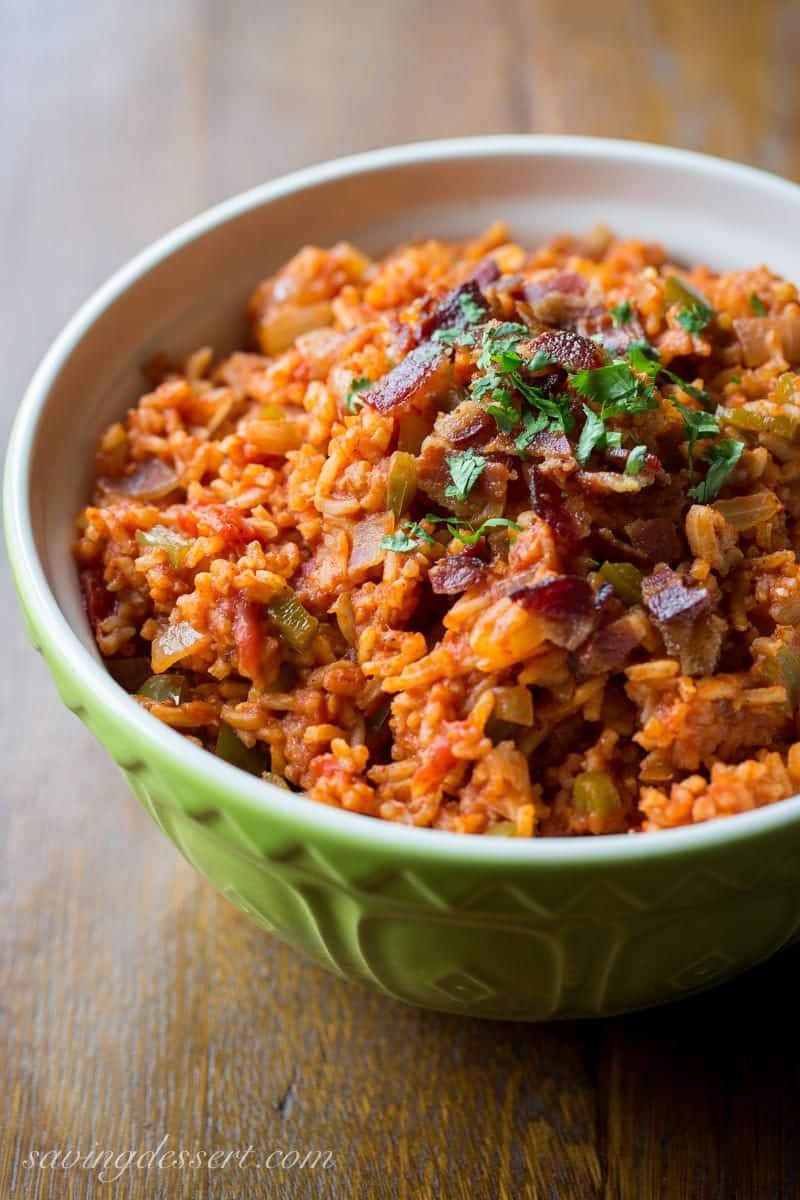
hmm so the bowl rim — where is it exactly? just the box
[8,131,800,865]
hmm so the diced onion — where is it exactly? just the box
[733,317,779,367]
[116,459,180,500]
[713,492,782,529]
[262,301,334,355]
[349,512,394,572]
[245,418,305,456]
[151,621,208,673]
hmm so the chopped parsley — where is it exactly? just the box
[687,439,745,502]
[433,325,476,347]
[576,405,608,465]
[627,339,661,380]
[444,447,488,501]
[381,520,436,552]
[459,292,486,324]
[382,512,520,553]
[626,338,713,410]
[345,377,371,412]
[476,322,530,371]
[673,401,720,474]
[624,444,648,476]
[445,515,521,546]
[676,302,714,334]
[431,292,486,347]
[749,293,768,317]
[471,324,571,437]
[571,362,656,417]
[514,410,550,452]
[610,300,633,327]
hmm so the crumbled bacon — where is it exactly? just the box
[625,518,683,564]
[597,316,646,356]
[641,566,711,623]
[578,613,645,675]
[523,271,588,302]
[417,280,490,340]
[429,553,486,594]
[526,329,604,372]
[362,343,452,414]
[529,464,582,547]
[510,574,596,649]
[527,430,573,459]
[467,259,501,288]
[434,401,494,447]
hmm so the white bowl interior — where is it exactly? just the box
[25,139,800,667]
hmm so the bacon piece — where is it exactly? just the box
[529,465,583,547]
[641,566,711,624]
[467,259,501,288]
[510,575,596,650]
[528,430,573,459]
[429,552,486,595]
[418,280,490,341]
[512,575,593,619]
[434,401,494,447]
[362,344,452,414]
[625,518,683,564]
[578,613,645,675]
[523,271,588,302]
[526,329,604,373]
[597,316,646,356]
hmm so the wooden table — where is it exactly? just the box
[3,2,800,1196]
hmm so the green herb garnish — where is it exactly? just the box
[749,294,768,317]
[571,362,656,417]
[459,292,486,324]
[382,512,520,553]
[446,515,521,545]
[626,339,661,380]
[345,377,372,412]
[687,439,745,502]
[444,447,488,501]
[433,325,476,347]
[514,410,550,452]
[677,302,714,334]
[610,300,633,327]
[472,324,571,438]
[381,520,437,553]
[628,340,714,409]
[673,401,720,475]
[624,444,648,476]
[576,405,608,465]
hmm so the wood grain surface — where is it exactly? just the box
[3,1,800,1196]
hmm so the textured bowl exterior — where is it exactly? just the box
[8,137,800,1019]
[19,606,800,1019]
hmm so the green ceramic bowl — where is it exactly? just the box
[8,137,800,1020]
